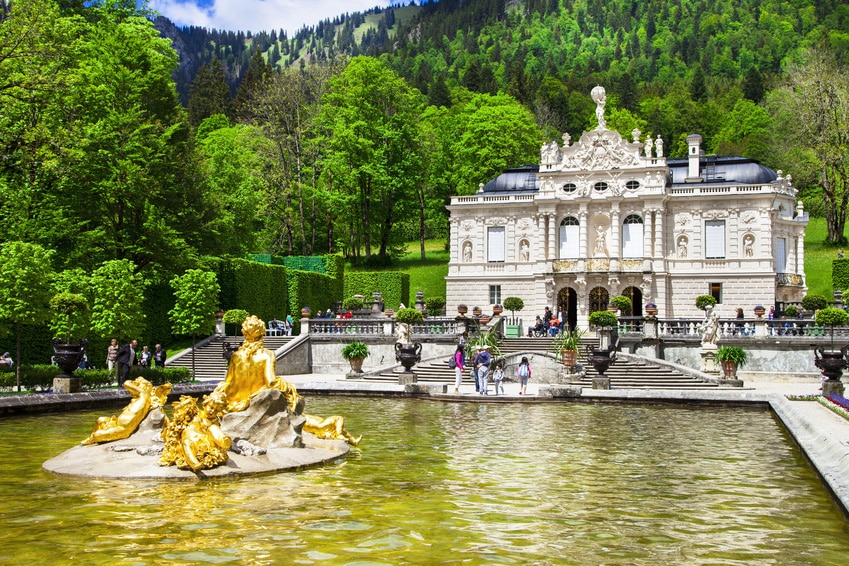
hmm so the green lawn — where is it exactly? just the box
[804,217,845,298]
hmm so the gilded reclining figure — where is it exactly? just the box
[82,377,171,445]
[160,393,232,472]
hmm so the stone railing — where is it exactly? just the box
[303,317,465,338]
[654,317,849,340]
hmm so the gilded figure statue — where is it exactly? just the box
[213,315,303,414]
[82,377,171,445]
[303,414,362,446]
[160,394,231,471]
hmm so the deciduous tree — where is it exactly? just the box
[169,269,219,378]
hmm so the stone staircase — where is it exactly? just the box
[166,335,295,381]
[364,337,719,389]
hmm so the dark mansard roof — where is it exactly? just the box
[479,156,776,194]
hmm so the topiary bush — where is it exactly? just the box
[609,295,632,314]
[783,305,799,318]
[342,297,365,311]
[424,296,445,316]
[695,295,717,310]
[802,294,829,313]
[395,307,424,324]
[588,310,618,327]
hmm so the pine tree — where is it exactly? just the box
[742,66,765,103]
[188,58,233,127]
[234,50,272,122]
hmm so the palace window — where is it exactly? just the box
[594,182,608,192]
[710,282,723,303]
[705,220,726,259]
[559,217,580,258]
[626,180,640,191]
[562,183,577,193]
[622,214,644,258]
[487,226,505,262]
[489,285,501,305]
[775,238,787,272]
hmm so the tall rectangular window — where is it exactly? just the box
[710,282,723,303]
[489,285,501,305]
[775,238,787,272]
[487,226,505,262]
[559,222,579,258]
[705,220,726,259]
[621,222,644,258]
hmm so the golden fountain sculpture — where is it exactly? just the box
[82,377,171,445]
[82,315,361,472]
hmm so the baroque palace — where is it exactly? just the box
[446,86,808,330]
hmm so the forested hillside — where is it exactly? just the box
[2,0,849,282]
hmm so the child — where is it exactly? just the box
[492,362,504,395]
[517,356,531,395]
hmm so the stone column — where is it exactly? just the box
[578,209,588,271]
[654,209,664,269]
[610,207,620,271]
[796,234,805,277]
[537,214,546,260]
[548,213,557,262]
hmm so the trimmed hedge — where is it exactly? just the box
[345,272,410,310]
[834,259,849,293]
[0,365,192,392]
[287,269,337,319]
[214,258,288,321]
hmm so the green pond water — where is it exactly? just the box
[1,398,848,564]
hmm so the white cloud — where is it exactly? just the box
[149,0,401,35]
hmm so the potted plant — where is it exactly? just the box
[341,341,370,373]
[783,305,799,318]
[814,307,849,391]
[609,295,632,315]
[801,294,829,314]
[394,308,424,374]
[645,302,658,317]
[222,309,250,337]
[424,296,445,317]
[472,306,482,317]
[550,327,586,366]
[695,295,717,311]
[457,303,468,316]
[502,297,525,337]
[715,345,748,378]
[492,304,504,316]
[300,305,312,318]
[589,310,618,329]
[753,305,766,318]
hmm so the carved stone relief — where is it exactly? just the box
[677,236,688,258]
[462,241,473,263]
[743,234,755,257]
[519,239,530,262]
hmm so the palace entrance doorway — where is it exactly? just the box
[556,287,578,331]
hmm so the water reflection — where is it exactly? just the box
[0,400,847,564]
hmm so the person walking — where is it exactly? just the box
[492,362,504,395]
[105,338,119,379]
[476,345,492,395]
[471,345,482,392]
[114,339,138,385]
[139,345,152,367]
[452,343,465,394]
[517,356,531,395]
[153,344,167,367]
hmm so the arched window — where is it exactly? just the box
[559,217,580,258]
[622,214,644,258]
[589,287,609,314]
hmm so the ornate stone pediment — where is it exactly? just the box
[558,128,642,172]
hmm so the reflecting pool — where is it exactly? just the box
[1,398,848,564]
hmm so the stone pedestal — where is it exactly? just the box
[398,373,418,385]
[592,377,610,390]
[822,380,845,397]
[700,348,719,374]
[53,376,81,394]
[719,378,745,388]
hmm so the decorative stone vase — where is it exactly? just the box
[53,338,87,376]
[754,307,766,319]
[395,342,422,375]
[814,346,847,383]
[472,306,482,317]
[720,360,738,379]
[457,305,468,316]
[479,315,491,326]
[492,305,503,316]
[562,350,578,367]
[301,307,312,318]
[348,358,364,373]
[607,305,619,313]
[587,345,616,378]
[645,306,658,317]
[385,309,394,318]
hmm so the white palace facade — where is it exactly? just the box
[445,86,808,329]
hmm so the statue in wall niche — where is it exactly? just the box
[463,242,472,262]
[594,225,609,256]
[678,238,688,258]
[744,235,755,257]
[655,136,664,157]
[520,240,530,261]
[591,86,607,129]
[82,377,171,445]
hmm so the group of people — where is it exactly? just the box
[528,306,565,337]
[451,337,531,396]
[269,315,294,335]
[105,339,167,383]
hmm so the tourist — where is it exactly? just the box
[557,307,565,332]
[270,317,281,331]
[285,314,294,335]
[492,362,504,395]
[543,306,552,325]
[0,352,12,368]
[471,345,482,392]
[153,344,167,367]
[105,338,119,378]
[476,345,492,395]
[735,308,745,335]
[114,339,138,384]
[528,315,544,337]
[139,345,152,367]
[517,356,531,395]
[452,343,465,394]
[549,316,560,336]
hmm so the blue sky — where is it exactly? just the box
[147,0,421,35]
